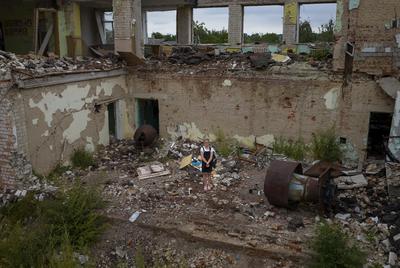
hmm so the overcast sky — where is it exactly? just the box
[146,3,336,36]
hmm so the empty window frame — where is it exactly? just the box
[243,5,283,44]
[193,7,229,44]
[298,3,337,43]
[146,10,177,44]
[103,12,114,44]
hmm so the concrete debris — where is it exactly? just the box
[0,50,125,81]
[137,162,171,180]
[388,252,397,266]
[137,44,333,77]
[335,213,351,221]
[73,253,89,265]
[336,174,368,189]
[1,174,58,208]
[378,77,400,99]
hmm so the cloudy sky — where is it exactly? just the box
[146,3,336,36]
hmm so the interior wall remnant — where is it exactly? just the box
[80,6,101,56]
[22,75,134,175]
[128,72,394,165]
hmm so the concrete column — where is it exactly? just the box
[283,0,299,46]
[177,6,193,45]
[142,11,148,45]
[228,4,243,46]
[113,0,143,58]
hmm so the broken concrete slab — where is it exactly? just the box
[336,174,368,189]
[137,162,171,180]
[378,77,400,99]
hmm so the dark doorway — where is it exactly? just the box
[367,112,392,159]
[136,98,159,133]
[0,22,5,51]
[107,102,116,138]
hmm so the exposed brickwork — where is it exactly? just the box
[0,84,17,188]
[334,0,400,75]
[0,83,32,189]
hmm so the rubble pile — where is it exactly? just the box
[333,162,400,265]
[0,50,125,81]
[0,177,58,207]
[138,45,333,76]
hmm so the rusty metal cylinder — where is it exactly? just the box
[264,160,320,208]
[134,124,158,147]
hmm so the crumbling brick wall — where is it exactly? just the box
[128,71,393,166]
[334,0,400,76]
[0,84,16,188]
[0,84,31,189]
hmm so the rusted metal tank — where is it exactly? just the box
[264,160,331,209]
[134,124,158,147]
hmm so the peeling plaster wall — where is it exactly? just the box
[21,75,134,174]
[128,72,393,165]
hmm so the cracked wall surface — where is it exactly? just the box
[128,71,393,166]
[0,82,32,188]
[21,75,134,174]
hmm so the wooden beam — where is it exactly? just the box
[38,23,54,56]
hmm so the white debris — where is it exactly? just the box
[129,211,141,222]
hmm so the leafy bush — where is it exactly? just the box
[309,223,366,268]
[311,128,342,163]
[0,184,106,267]
[71,148,94,169]
[273,137,308,161]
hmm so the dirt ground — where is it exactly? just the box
[86,160,318,268]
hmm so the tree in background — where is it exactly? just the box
[299,19,335,43]
[151,32,176,41]
[317,19,334,42]
[299,20,316,43]
[193,21,228,44]
[244,33,281,44]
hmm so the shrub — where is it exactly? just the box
[273,137,308,161]
[0,184,107,267]
[310,128,342,162]
[71,148,94,169]
[309,223,366,268]
[41,183,107,250]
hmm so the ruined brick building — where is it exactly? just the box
[0,0,399,187]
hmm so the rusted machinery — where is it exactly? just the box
[264,160,337,213]
[134,124,158,147]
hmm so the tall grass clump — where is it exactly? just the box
[213,129,239,157]
[309,223,366,268]
[273,137,308,161]
[0,183,107,267]
[71,148,94,169]
[310,128,342,162]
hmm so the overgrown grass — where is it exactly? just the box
[47,164,71,182]
[0,183,107,267]
[311,128,342,163]
[71,148,95,169]
[273,137,308,161]
[213,129,239,157]
[309,223,366,268]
